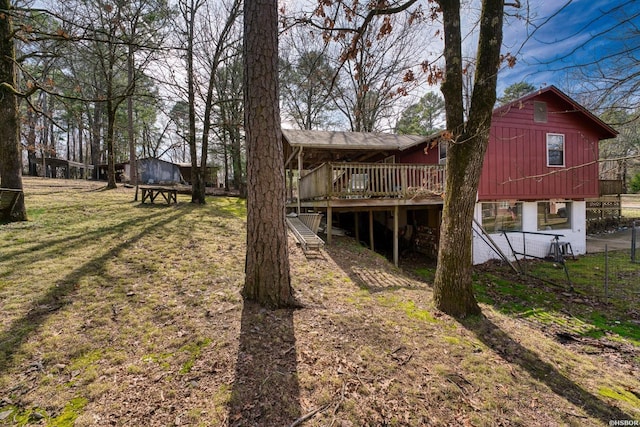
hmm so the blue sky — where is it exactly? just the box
[498,0,640,99]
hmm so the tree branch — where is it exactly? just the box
[500,154,640,185]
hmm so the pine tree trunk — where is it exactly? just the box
[243,0,294,308]
[0,0,27,221]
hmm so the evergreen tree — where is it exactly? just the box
[395,92,445,135]
[498,81,536,105]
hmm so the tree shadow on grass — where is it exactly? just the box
[0,210,168,263]
[324,243,428,294]
[0,209,185,373]
[461,314,632,423]
[228,301,300,426]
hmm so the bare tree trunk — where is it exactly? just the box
[78,111,84,175]
[26,107,38,175]
[231,121,244,197]
[0,0,27,221]
[243,0,294,307]
[182,0,204,203]
[433,0,504,317]
[90,101,103,180]
[66,119,71,161]
[106,97,118,189]
[127,45,137,186]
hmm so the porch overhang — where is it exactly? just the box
[282,129,441,170]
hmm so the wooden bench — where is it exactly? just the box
[0,188,23,219]
[286,216,325,253]
[139,186,178,204]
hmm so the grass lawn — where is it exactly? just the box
[0,177,638,426]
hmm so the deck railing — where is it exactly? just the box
[298,162,446,201]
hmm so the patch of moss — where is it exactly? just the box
[376,296,437,323]
[179,338,212,374]
[68,349,102,372]
[0,397,86,427]
[443,336,461,345]
[0,406,45,426]
[587,313,640,345]
[49,397,88,427]
[413,267,435,282]
[398,300,437,323]
[142,352,172,370]
[598,386,640,407]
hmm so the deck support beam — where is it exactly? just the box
[369,210,374,251]
[297,148,303,214]
[354,212,360,244]
[326,203,332,244]
[393,205,399,267]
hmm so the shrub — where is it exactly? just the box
[630,173,640,193]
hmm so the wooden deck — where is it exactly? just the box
[298,162,445,202]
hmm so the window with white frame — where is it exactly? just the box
[537,201,571,230]
[481,200,522,232]
[547,133,565,167]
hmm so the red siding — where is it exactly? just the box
[478,92,601,201]
[396,143,440,164]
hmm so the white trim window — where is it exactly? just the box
[481,200,523,232]
[537,201,571,230]
[546,133,565,167]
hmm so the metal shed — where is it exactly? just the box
[128,158,185,185]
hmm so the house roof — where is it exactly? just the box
[495,85,618,139]
[282,129,441,169]
[282,129,434,151]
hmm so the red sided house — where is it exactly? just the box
[283,86,618,265]
[472,86,617,264]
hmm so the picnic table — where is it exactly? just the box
[139,185,178,205]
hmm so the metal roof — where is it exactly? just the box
[282,129,434,151]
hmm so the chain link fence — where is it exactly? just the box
[555,223,638,307]
[489,225,640,307]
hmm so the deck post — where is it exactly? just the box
[326,203,332,244]
[297,148,303,214]
[369,210,374,251]
[393,205,399,267]
[354,212,360,244]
